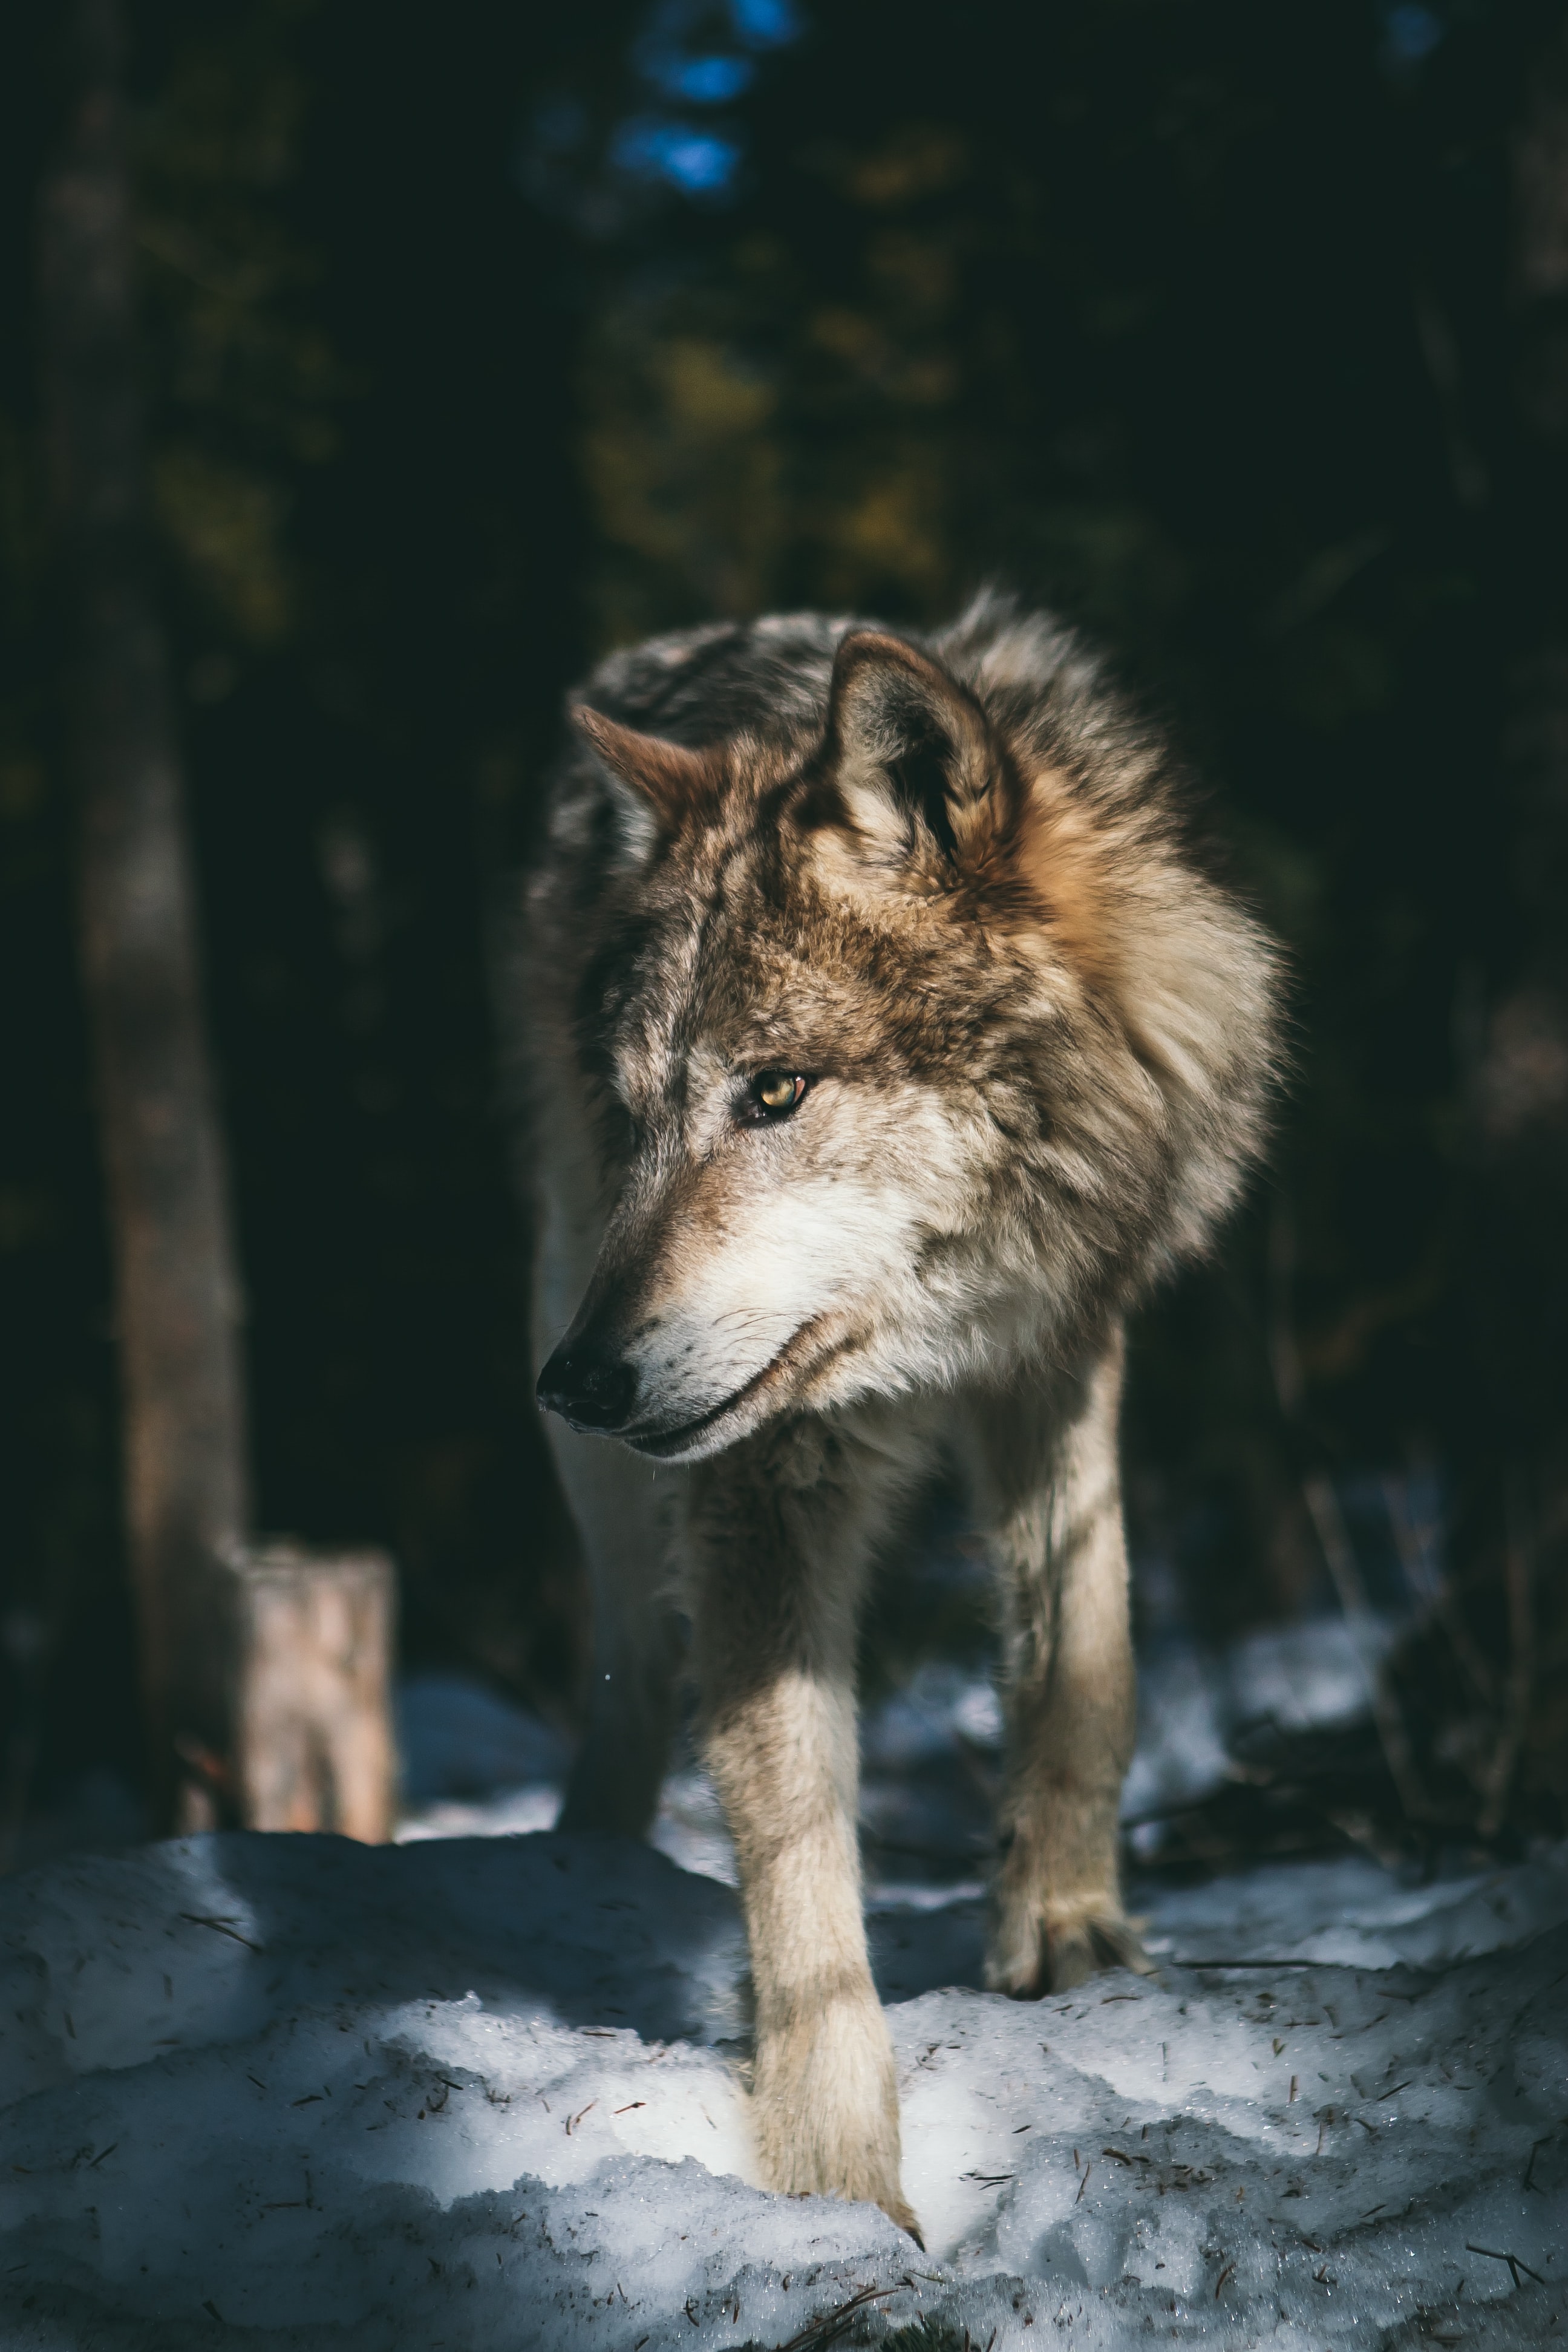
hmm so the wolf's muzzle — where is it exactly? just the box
[537,1339,638,1436]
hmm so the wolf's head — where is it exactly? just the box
[538,623,1277,1463]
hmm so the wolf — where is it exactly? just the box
[516,593,1281,2238]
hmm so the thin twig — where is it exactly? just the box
[768,2279,904,2352]
[1268,1197,1427,1822]
[1385,1470,1500,1714]
[1478,1471,1534,1838]
[1302,1472,1428,1820]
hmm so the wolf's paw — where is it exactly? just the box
[986,1892,1154,1999]
[880,2190,926,2249]
[1039,1906,1154,1993]
[751,1992,923,2244]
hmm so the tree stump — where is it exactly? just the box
[177,1544,399,1842]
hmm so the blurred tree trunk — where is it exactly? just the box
[37,0,251,1829]
[1463,2,1568,1824]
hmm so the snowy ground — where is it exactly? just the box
[3,1622,1567,2350]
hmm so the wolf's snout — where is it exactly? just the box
[537,1338,638,1435]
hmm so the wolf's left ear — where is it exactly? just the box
[822,630,1007,872]
[573,705,718,832]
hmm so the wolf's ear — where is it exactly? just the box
[573,706,717,831]
[822,630,1006,872]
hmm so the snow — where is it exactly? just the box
[1122,1614,1400,1828]
[3,1630,1566,2348]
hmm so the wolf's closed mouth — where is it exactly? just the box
[622,1325,812,1458]
[623,1313,849,1457]
[621,1388,756,1459]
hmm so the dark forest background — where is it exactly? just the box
[2,0,1566,1852]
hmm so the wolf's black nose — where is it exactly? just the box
[537,1341,638,1434]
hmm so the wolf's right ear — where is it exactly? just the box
[573,706,719,832]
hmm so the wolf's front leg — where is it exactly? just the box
[972,1331,1151,1996]
[685,1422,920,2240]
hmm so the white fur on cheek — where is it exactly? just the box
[628,1172,927,1416]
[629,1074,973,1403]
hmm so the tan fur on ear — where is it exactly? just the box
[573,706,720,829]
[825,630,1005,869]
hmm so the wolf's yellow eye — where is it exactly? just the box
[750,1071,805,1118]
